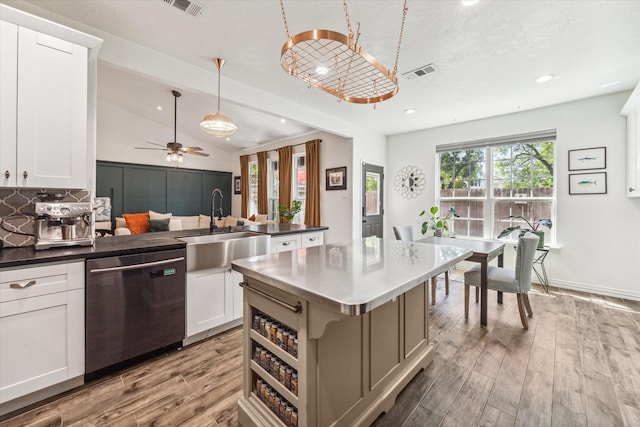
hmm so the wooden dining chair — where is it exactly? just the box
[393,225,449,305]
[463,233,539,329]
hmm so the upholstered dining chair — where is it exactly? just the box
[463,233,539,329]
[393,225,449,305]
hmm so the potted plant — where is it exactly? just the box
[278,200,302,224]
[496,215,552,249]
[419,206,459,237]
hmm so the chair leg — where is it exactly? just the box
[516,294,529,330]
[444,271,450,295]
[464,285,470,318]
[475,286,479,303]
[523,293,533,317]
[431,277,436,305]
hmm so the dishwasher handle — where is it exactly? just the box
[89,257,185,274]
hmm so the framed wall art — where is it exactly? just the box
[326,166,347,190]
[569,172,607,195]
[234,176,241,194]
[568,147,606,171]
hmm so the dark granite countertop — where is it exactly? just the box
[0,224,328,269]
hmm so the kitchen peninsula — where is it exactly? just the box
[232,237,472,427]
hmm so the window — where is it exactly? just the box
[437,131,555,244]
[268,159,279,221]
[293,153,306,223]
[248,161,258,217]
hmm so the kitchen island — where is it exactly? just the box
[231,237,472,427]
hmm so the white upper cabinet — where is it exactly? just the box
[0,5,101,190]
[0,20,18,187]
[622,84,640,198]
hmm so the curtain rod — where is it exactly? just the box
[258,139,322,154]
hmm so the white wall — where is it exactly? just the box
[97,100,234,171]
[387,91,640,299]
[231,131,353,244]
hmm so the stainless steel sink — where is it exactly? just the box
[178,232,269,272]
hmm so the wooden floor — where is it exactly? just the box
[3,278,640,427]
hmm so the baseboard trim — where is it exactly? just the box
[549,278,640,301]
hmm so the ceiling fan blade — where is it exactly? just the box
[135,147,166,151]
[187,151,210,157]
[180,146,204,153]
[145,141,167,148]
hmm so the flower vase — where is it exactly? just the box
[433,229,443,237]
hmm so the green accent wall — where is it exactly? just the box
[96,161,232,219]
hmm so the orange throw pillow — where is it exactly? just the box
[122,212,150,234]
[249,214,256,221]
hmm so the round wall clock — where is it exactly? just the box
[394,166,425,198]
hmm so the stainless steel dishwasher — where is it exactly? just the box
[85,248,186,377]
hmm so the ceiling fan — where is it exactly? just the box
[135,90,209,162]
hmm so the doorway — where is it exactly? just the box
[362,163,384,238]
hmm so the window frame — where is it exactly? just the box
[292,152,306,223]
[436,137,556,245]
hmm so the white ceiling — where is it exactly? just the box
[8,0,640,149]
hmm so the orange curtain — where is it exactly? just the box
[257,151,268,214]
[240,155,249,218]
[278,146,292,223]
[304,139,321,226]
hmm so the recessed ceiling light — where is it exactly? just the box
[315,65,330,75]
[404,108,417,114]
[280,118,286,124]
[226,137,230,141]
[535,74,556,83]
[156,106,162,111]
[461,0,479,6]
[600,81,620,88]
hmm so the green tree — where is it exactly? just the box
[493,142,554,190]
[439,149,485,189]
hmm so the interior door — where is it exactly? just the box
[362,163,384,237]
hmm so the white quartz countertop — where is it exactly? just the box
[231,237,472,315]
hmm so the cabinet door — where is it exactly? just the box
[186,270,232,337]
[301,231,324,248]
[271,235,301,253]
[16,27,88,189]
[0,20,17,187]
[0,288,83,404]
[229,270,244,320]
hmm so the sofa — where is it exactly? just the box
[113,210,272,236]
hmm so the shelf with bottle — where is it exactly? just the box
[254,377,298,427]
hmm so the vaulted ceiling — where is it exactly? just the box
[8,0,640,150]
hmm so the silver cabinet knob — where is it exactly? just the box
[4,170,9,179]
[23,171,28,179]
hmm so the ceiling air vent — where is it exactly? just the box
[402,63,437,80]
[162,0,204,17]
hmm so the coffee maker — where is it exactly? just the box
[34,202,94,250]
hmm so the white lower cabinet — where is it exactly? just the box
[0,261,84,409]
[186,269,244,338]
[271,231,324,254]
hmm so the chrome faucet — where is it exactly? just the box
[210,188,224,232]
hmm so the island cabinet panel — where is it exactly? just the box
[239,277,431,427]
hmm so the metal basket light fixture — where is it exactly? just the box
[279,0,408,105]
[200,58,237,137]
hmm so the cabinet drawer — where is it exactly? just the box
[271,235,301,253]
[0,261,84,303]
[301,232,324,248]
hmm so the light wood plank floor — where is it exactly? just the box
[2,278,640,427]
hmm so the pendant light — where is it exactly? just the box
[200,58,237,137]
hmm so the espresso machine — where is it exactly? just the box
[34,202,94,250]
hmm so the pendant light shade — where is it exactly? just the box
[200,58,237,137]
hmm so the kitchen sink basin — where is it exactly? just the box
[179,232,269,272]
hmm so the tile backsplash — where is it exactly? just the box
[0,189,91,247]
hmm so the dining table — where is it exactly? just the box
[418,236,505,326]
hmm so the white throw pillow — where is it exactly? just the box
[149,210,172,220]
[168,218,182,231]
[199,214,211,229]
[256,214,268,224]
[174,216,199,230]
[224,216,239,227]
[115,217,127,229]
